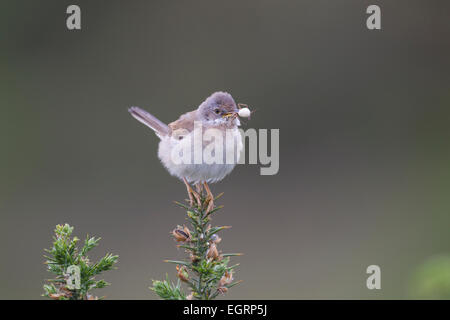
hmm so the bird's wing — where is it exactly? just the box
[168,111,197,135]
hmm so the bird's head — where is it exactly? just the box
[198,91,239,124]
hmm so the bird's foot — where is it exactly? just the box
[195,182,203,195]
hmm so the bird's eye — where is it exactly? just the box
[214,109,220,114]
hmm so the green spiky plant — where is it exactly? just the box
[43,223,118,300]
[150,187,242,300]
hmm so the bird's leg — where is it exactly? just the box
[195,182,203,196]
[203,181,214,213]
[183,178,201,207]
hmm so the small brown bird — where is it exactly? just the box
[129,92,245,208]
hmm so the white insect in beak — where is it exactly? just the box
[238,107,251,118]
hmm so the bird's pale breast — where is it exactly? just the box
[158,127,242,183]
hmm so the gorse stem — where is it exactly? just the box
[151,187,242,300]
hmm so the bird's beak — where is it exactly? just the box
[222,112,237,118]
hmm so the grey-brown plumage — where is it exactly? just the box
[128,92,243,184]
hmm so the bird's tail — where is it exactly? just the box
[128,106,170,138]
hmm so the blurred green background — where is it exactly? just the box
[1,0,449,299]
